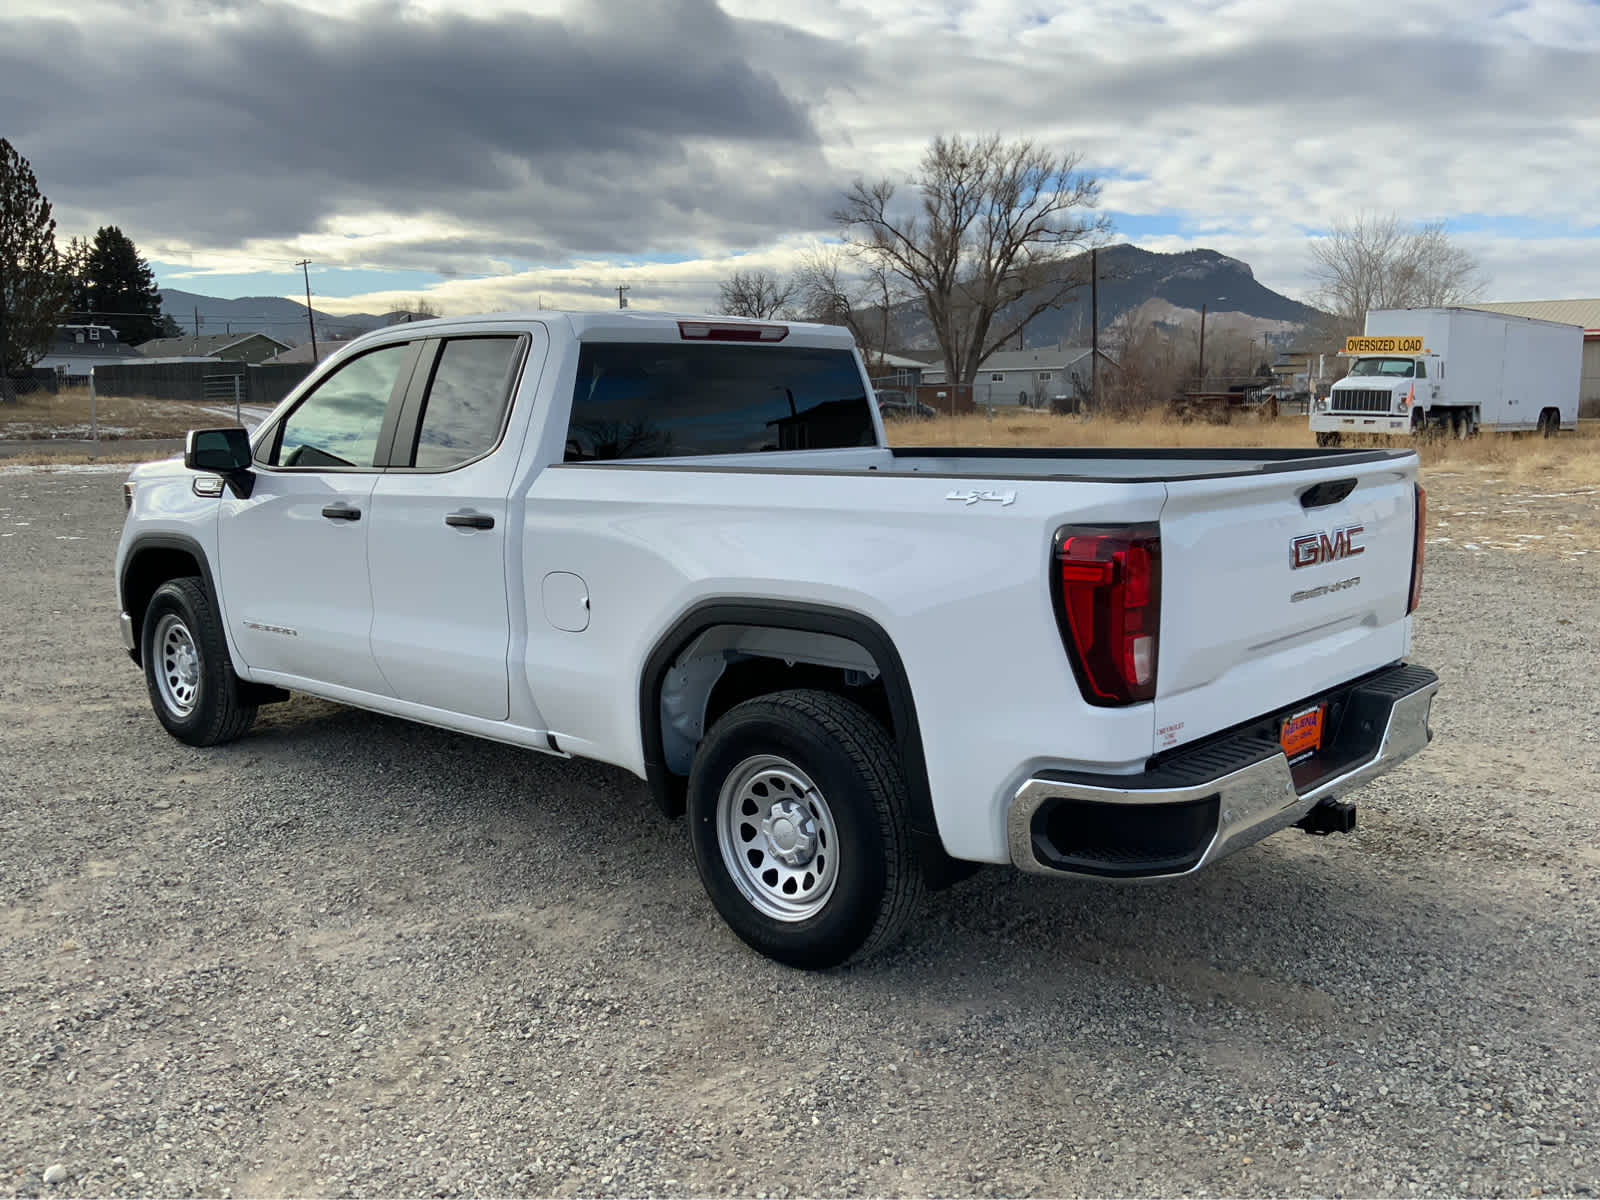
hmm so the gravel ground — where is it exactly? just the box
[1,469,1597,1198]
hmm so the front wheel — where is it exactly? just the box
[1315,431,1342,448]
[141,577,258,746]
[687,689,923,969]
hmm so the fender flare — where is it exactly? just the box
[119,532,223,665]
[638,600,939,847]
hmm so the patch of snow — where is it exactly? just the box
[0,462,142,476]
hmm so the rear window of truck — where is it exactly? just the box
[564,343,875,460]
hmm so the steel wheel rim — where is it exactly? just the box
[716,754,840,923]
[154,613,201,717]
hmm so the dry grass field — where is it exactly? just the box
[887,411,1600,557]
[0,387,240,441]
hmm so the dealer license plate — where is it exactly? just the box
[1280,705,1325,761]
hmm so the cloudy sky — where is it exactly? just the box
[4,0,1598,321]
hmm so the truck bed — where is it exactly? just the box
[880,445,1412,481]
[615,444,1415,482]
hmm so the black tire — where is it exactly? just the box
[687,689,924,969]
[141,577,258,747]
[1539,408,1560,437]
[1315,431,1342,448]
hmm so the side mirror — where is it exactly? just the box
[184,428,255,497]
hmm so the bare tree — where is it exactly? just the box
[403,296,442,320]
[1099,313,1184,416]
[716,269,796,320]
[1309,214,1485,330]
[792,245,906,364]
[835,134,1109,386]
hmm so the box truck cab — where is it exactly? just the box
[1311,307,1582,445]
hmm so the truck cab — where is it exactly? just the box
[1313,353,1444,443]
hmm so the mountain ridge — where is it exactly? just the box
[159,288,419,346]
[887,243,1325,352]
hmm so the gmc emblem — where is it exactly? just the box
[1292,524,1365,569]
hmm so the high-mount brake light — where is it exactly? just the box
[1408,484,1427,613]
[1051,524,1161,706]
[677,321,789,343]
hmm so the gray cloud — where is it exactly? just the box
[0,0,853,253]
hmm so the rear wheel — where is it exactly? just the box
[687,689,923,969]
[1315,431,1342,448]
[141,577,258,746]
[1539,408,1560,437]
[1450,411,1471,440]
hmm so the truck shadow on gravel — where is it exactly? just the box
[227,696,1557,1038]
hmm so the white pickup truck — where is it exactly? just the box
[116,311,1438,967]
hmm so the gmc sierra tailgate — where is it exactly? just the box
[1152,457,1420,753]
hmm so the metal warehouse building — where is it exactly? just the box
[1469,299,1600,417]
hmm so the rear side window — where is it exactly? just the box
[564,343,874,460]
[272,342,411,469]
[409,337,523,469]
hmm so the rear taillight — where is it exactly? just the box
[1408,484,1426,613]
[1052,524,1161,706]
[677,320,788,342]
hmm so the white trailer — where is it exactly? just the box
[1310,307,1582,444]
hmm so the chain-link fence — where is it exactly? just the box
[0,372,63,403]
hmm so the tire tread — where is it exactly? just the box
[693,688,924,966]
[145,577,257,746]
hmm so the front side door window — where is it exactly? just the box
[269,343,413,468]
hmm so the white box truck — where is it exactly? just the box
[1310,307,1582,445]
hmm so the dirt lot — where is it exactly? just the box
[2,464,1598,1198]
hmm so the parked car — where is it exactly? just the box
[875,389,937,420]
[116,311,1438,968]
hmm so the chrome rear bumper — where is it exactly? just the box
[1008,664,1439,879]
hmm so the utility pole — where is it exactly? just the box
[296,259,318,361]
[192,307,200,337]
[1089,247,1099,410]
[1198,303,1207,387]
[616,284,630,309]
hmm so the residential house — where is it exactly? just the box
[135,332,291,364]
[865,350,935,391]
[263,336,356,365]
[35,324,142,383]
[923,346,1116,409]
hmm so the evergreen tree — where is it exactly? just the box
[62,235,92,314]
[0,138,72,399]
[81,225,165,345]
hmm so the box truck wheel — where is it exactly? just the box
[1450,411,1471,440]
[1315,431,1342,448]
[1539,408,1560,437]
